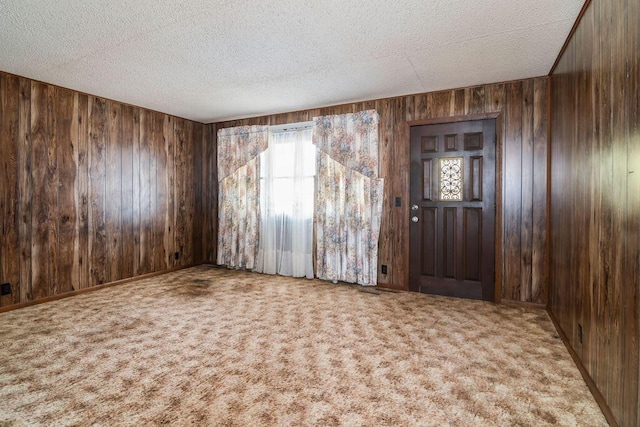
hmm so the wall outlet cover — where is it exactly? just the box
[0,283,10,296]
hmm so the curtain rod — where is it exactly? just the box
[269,120,314,133]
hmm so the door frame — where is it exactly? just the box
[406,112,503,303]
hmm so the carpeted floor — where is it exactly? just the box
[0,265,606,426]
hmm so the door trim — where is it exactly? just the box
[406,113,503,303]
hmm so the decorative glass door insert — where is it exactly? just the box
[439,157,463,201]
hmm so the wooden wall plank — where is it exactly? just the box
[0,74,20,306]
[468,86,485,115]
[132,107,141,276]
[138,109,153,275]
[595,0,614,404]
[45,85,58,296]
[30,82,50,300]
[55,87,76,295]
[520,79,534,302]
[106,101,122,282]
[453,89,466,116]
[502,82,523,301]
[626,0,640,423]
[377,99,393,285]
[191,120,205,263]
[76,93,89,289]
[208,123,218,263]
[153,111,167,271]
[174,118,187,266]
[485,83,505,114]
[18,78,32,302]
[0,74,7,307]
[88,97,108,286]
[531,78,547,304]
[120,105,135,279]
[575,9,595,373]
[163,115,175,268]
[200,124,211,263]
[183,120,195,265]
[550,0,640,424]
[147,111,158,272]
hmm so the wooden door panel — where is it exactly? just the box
[422,159,434,201]
[409,119,496,301]
[443,207,456,279]
[420,208,437,277]
[469,156,483,201]
[463,207,482,281]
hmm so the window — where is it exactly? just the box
[255,125,316,278]
[260,128,316,216]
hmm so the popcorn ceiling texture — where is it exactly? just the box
[0,0,583,122]
[0,266,606,426]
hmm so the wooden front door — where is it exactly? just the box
[409,119,496,301]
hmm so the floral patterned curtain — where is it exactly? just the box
[313,110,384,286]
[217,125,269,269]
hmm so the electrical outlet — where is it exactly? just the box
[0,283,10,296]
[381,265,388,275]
[578,324,583,344]
[174,252,180,260]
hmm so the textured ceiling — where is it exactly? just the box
[0,0,584,123]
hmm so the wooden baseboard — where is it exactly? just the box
[546,309,617,427]
[0,264,201,314]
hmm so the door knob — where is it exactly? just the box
[411,204,419,211]
[411,216,419,223]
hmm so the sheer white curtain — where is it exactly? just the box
[256,128,315,278]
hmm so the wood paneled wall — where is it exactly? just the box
[549,0,639,425]
[215,77,549,304]
[0,71,216,309]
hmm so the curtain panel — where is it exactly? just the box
[217,125,269,269]
[256,128,315,278]
[313,110,384,286]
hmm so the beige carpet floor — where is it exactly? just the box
[0,265,606,426]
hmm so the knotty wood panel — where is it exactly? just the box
[30,82,50,300]
[0,74,20,306]
[55,87,77,295]
[214,77,548,304]
[120,105,135,279]
[76,93,89,290]
[173,117,187,267]
[89,96,108,286]
[0,71,207,309]
[106,100,122,283]
[549,0,640,425]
